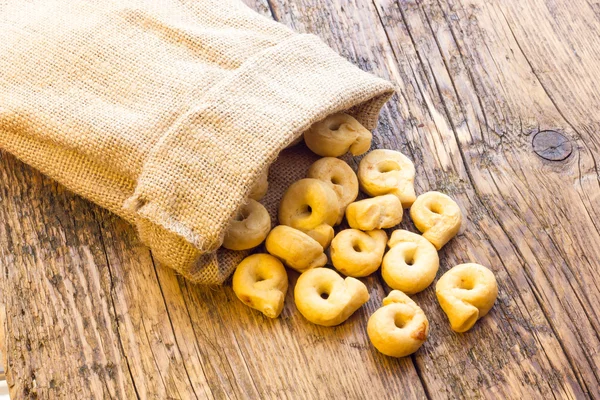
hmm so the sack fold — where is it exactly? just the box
[0,0,394,283]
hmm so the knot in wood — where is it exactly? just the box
[532,130,572,161]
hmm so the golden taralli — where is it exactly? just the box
[345,194,403,231]
[330,229,387,277]
[222,199,271,251]
[410,191,462,250]
[436,263,498,332]
[265,225,327,273]
[232,254,288,319]
[358,149,416,208]
[307,157,359,225]
[381,230,439,295]
[278,178,339,249]
[304,113,373,157]
[294,268,369,326]
[367,290,429,358]
[226,119,495,359]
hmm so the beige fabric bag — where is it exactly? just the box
[0,0,394,283]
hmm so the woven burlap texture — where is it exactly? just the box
[0,0,394,284]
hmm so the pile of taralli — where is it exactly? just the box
[226,113,498,358]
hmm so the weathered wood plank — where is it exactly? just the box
[95,208,213,399]
[0,153,138,398]
[393,0,600,395]
[0,0,599,399]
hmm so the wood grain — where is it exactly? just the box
[0,0,599,399]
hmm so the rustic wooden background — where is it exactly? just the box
[1,0,599,398]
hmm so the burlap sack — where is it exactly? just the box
[0,0,394,284]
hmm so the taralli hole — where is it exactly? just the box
[394,314,407,329]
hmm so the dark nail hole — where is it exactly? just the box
[532,130,572,161]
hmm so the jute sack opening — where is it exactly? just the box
[0,0,394,284]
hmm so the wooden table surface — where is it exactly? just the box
[1,0,599,398]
